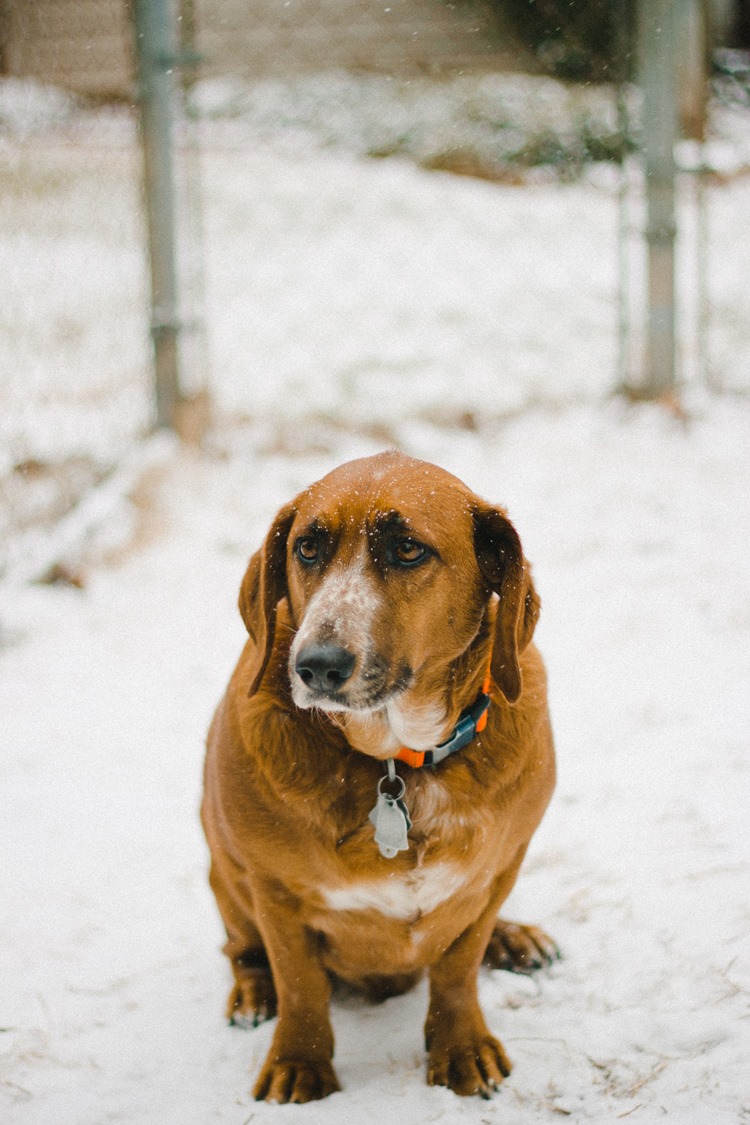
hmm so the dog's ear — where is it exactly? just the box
[239,503,297,695]
[472,503,540,704]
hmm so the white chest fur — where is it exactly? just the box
[321,861,466,921]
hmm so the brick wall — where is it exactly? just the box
[1,0,527,98]
[1,0,136,98]
[195,0,516,79]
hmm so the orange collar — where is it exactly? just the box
[394,664,492,769]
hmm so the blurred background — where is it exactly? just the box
[1,0,749,580]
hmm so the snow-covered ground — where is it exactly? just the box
[1,76,749,1123]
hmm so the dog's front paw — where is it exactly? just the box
[484,919,560,975]
[427,1033,512,1098]
[226,967,277,1028]
[253,1057,340,1104]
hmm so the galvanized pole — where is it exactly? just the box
[615,0,635,393]
[638,0,679,396]
[133,0,182,430]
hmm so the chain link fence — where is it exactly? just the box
[0,79,155,581]
[1,1,749,581]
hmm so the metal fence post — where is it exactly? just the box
[133,0,182,430]
[638,0,679,397]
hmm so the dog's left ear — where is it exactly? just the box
[239,503,297,696]
[472,503,540,704]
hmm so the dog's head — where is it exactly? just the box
[239,452,539,744]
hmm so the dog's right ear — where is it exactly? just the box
[239,503,297,695]
[472,502,539,705]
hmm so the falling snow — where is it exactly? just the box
[1,75,749,1125]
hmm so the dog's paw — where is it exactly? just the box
[253,1058,340,1103]
[484,919,560,976]
[427,1034,512,1098]
[226,967,277,1027]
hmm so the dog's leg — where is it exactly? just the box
[425,860,526,1098]
[250,878,339,1104]
[226,944,277,1027]
[484,919,560,976]
[208,859,278,1026]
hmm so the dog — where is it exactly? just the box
[202,450,557,1103]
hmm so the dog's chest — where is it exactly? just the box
[320,860,467,922]
[320,790,492,924]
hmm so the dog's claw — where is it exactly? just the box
[226,968,277,1027]
[484,920,560,975]
[427,1035,511,1098]
[253,1058,340,1104]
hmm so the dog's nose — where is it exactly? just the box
[295,644,355,693]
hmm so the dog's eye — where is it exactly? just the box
[295,537,319,564]
[393,538,427,567]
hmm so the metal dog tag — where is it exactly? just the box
[369,793,410,858]
[369,762,412,859]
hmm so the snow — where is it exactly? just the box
[188,69,627,171]
[1,75,750,1123]
[0,79,78,136]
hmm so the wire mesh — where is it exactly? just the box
[1,1,749,579]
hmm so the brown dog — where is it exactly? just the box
[202,451,556,1103]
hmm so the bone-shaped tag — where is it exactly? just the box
[369,792,411,859]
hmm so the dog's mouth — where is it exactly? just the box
[297,684,403,714]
